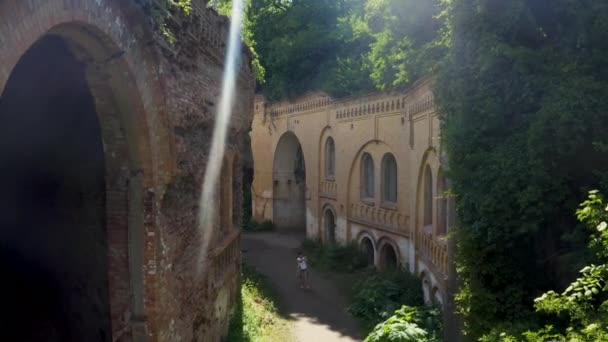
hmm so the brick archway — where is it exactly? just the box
[0,2,173,339]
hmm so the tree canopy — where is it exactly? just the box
[210,0,446,100]
[435,0,608,339]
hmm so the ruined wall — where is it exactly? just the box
[0,0,255,341]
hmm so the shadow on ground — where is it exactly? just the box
[242,232,362,342]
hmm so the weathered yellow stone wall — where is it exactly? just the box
[250,78,452,304]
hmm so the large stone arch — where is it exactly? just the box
[0,1,175,340]
[345,140,403,239]
[415,148,440,236]
[345,140,391,207]
[273,131,307,231]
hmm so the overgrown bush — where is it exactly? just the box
[302,239,368,272]
[365,305,443,342]
[349,270,424,332]
[480,191,608,341]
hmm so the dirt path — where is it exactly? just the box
[242,232,362,342]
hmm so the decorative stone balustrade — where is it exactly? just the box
[409,93,434,116]
[336,95,407,120]
[348,203,409,234]
[209,229,241,288]
[416,231,448,279]
[320,180,337,199]
[269,95,333,118]
[263,80,435,120]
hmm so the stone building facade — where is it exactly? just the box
[0,0,254,341]
[251,78,455,305]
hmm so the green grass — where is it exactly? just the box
[226,263,293,342]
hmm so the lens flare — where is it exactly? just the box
[198,0,245,274]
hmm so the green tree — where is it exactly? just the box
[210,0,447,100]
[435,0,608,338]
[364,0,446,90]
[481,191,608,341]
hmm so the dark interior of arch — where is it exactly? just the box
[381,245,398,270]
[325,210,336,243]
[0,35,111,341]
[361,238,374,266]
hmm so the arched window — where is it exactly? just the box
[325,137,335,178]
[382,153,398,203]
[436,172,447,236]
[423,165,433,228]
[361,153,375,200]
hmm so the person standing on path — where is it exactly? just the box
[296,251,311,289]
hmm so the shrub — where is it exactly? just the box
[302,239,368,272]
[349,270,424,332]
[365,305,443,342]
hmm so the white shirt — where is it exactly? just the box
[297,256,307,270]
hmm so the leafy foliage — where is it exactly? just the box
[349,270,424,332]
[302,239,369,272]
[435,0,608,338]
[134,0,193,45]
[209,0,446,99]
[208,0,266,82]
[365,306,443,342]
[363,0,447,90]
[479,191,608,341]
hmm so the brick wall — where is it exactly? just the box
[0,0,255,341]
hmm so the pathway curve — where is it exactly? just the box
[242,232,362,342]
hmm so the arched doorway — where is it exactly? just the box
[379,242,398,270]
[360,236,375,266]
[324,208,336,244]
[0,27,149,341]
[273,132,306,232]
